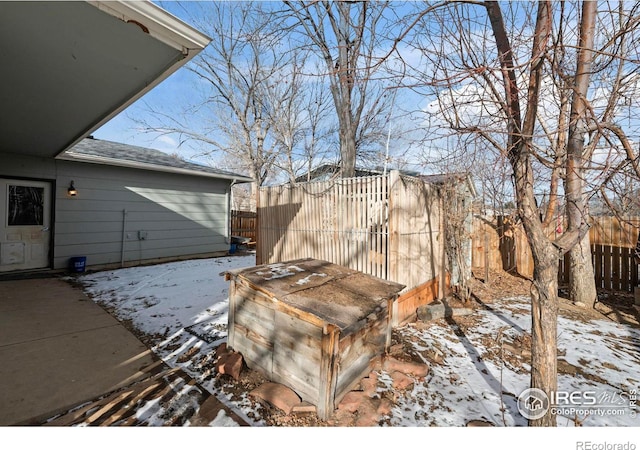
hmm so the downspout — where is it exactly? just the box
[121,209,127,267]
[226,180,237,244]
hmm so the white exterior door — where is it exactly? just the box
[0,179,51,272]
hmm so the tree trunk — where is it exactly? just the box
[565,0,598,308]
[339,125,357,178]
[529,242,559,426]
[569,232,598,306]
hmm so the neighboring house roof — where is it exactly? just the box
[58,138,253,183]
[295,164,476,197]
[420,172,478,198]
[295,163,420,183]
[0,1,211,158]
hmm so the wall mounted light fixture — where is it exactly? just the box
[68,181,77,197]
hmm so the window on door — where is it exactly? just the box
[8,185,44,226]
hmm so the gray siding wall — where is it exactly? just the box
[0,153,232,270]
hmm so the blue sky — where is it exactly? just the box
[90,1,535,177]
[92,1,431,171]
[93,2,207,160]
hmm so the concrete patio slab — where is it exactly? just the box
[0,277,158,425]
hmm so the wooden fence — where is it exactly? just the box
[257,171,448,324]
[473,215,640,292]
[559,216,640,291]
[231,210,257,243]
[589,216,640,247]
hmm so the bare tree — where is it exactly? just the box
[267,56,336,184]
[282,1,397,177]
[395,0,640,425]
[299,66,340,182]
[547,1,640,305]
[563,1,599,307]
[585,3,640,231]
[263,51,309,184]
[138,2,304,186]
[483,5,574,426]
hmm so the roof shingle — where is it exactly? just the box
[59,138,252,182]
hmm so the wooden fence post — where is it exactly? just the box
[388,170,401,284]
[484,232,490,283]
[256,188,263,265]
[438,184,447,299]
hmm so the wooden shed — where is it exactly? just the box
[225,258,405,419]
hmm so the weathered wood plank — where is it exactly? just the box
[230,259,402,330]
[335,351,380,400]
[227,281,237,349]
[621,247,630,292]
[272,346,321,388]
[272,310,323,393]
[84,391,135,424]
[283,281,391,331]
[273,309,323,348]
[99,380,165,426]
[271,362,320,402]
[395,277,438,326]
[317,325,339,420]
[232,329,273,376]
[593,243,603,288]
[232,323,274,350]
[229,276,333,328]
[234,297,276,343]
[603,245,612,290]
[612,245,621,290]
[339,326,387,371]
[228,258,402,419]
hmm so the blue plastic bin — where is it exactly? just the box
[69,256,87,273]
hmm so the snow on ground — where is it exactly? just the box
[393,296,640,427]
[74,254,640,428]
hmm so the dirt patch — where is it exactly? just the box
[556,289,640,328]
[468,269,531,303]
[469,269,639,328]
[557,296,605,322]
[556,358,609,386]
[593,291,640,327]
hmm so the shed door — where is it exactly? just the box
[0,179,51,272]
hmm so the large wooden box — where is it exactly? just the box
[225,258,405,419]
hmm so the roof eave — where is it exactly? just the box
[52,1,212,157]
[57,152,254,183]
[88,1,211,52]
